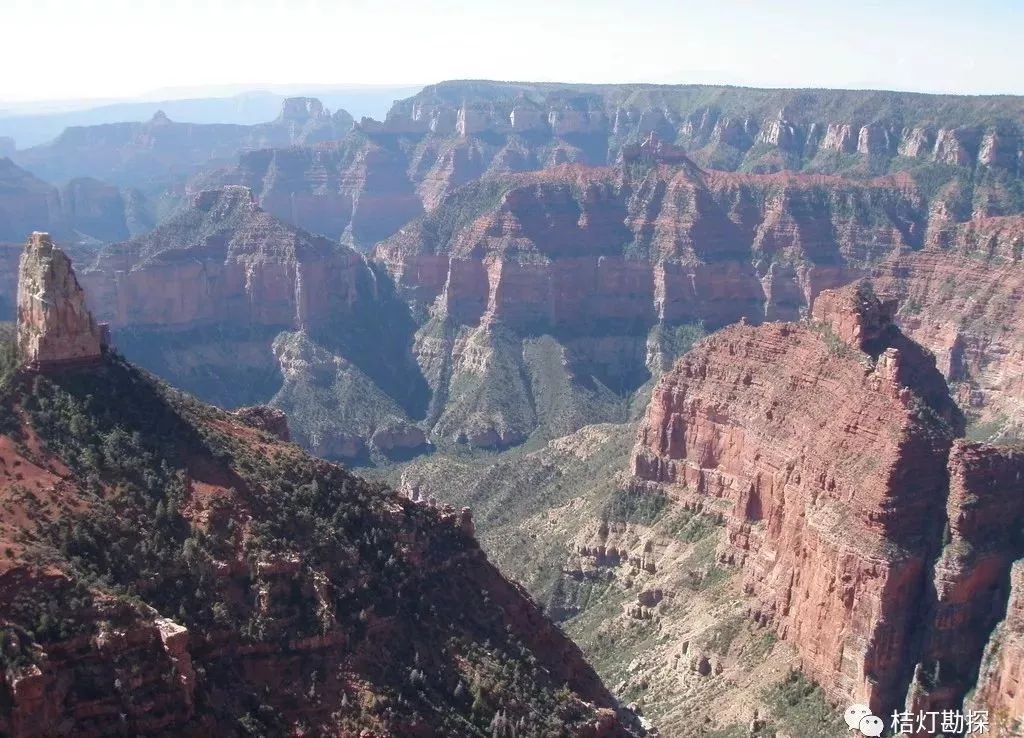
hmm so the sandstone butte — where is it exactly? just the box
[630,280,1024,731]
[0,236,639,737]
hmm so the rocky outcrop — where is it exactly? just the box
[631,285,941,709]
[809,279,898,347]
[16,232,104,368]
[233,404,291,441]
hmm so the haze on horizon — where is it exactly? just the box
[3,0,1023,104]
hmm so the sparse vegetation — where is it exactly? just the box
[0,354,620,735]
[765,670,847,738]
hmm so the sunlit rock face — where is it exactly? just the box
[16,231,104,368]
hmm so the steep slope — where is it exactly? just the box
[13,98,353,193]
[0,236,639,738]
[0,159,61,243]
[969,561,1024,737]
[77,187,430,458]
[0,158,149,245]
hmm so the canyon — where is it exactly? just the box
[184,81,1023,250]
[392,282,1024,735]
[0,235,639,737]
[2,78,1024,736]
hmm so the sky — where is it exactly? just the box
[2,0,1023,102]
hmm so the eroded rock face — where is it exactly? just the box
[872,215,1024,441]
[810,280,898,348]
[629,283,990,717]
[197,139,424,248]
[82,186,368,331]
[0,158,62,243]
[0,158,146,245]
[969,561,1024,736]
[380,81,1024,183]
[16,232,103,368]
[377,166,921,335]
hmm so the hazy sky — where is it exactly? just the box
[3,0,1023,102]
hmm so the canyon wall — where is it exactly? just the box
[376,160,924,332]
[873,214,1024,441]
[384,82,1024,182]
[630,281,1024,719]
[75,186,430,455]
[81,185,369,331]
[196,135,424,248]
[371,158,926,448]
[193,81,1023,249]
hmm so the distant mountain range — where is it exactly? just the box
[0,85,422,148]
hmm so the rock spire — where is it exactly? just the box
[16,231,104,368]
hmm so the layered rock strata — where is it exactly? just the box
[0,158,147,245]
[373,81,1024,203]
[873,215,1024,441]
[81,186,368,330]
[196,135,424,247]
[377,164,923,333]
[630,281,1024,719]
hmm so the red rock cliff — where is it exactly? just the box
[376,165,923,333]
[873,215,1024,441]
[629,282,990,716]
[81,186,369,331]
